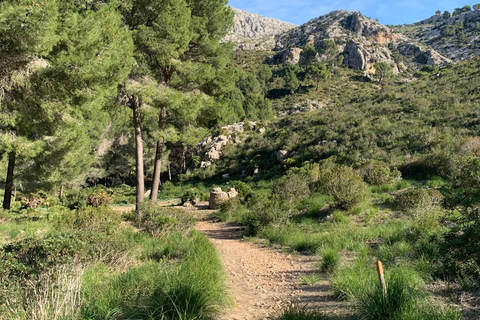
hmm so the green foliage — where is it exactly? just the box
[244,192,283,235]
[373,62,393,82]
[230,180,252,198]
[316,165,368,210]
[275,304,327,320]
[307,63,331,91]
[181,188,201,204]
[57,206,122,235]
[272,173,311,206]
[320,247,340,272]
[440,207,480,285]
[132,203,196,238]
[393,188,444,216]
[284,66,300,94]
[356,160,401,186]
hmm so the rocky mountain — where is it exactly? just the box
[222,7,297,51]
[272,11,451,74]
[394,9,480,62]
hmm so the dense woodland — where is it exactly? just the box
[1,1,480,319]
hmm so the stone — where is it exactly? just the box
[209,187,230,209]
[257,127,266,134]
[222,7,296,51]
[200,161,212,168]
[144,190,151,198]
[227,188,238,199]
[275,150,288,162]
[206,148,221,161]
[282,47,303,65]
[222,173,230,180]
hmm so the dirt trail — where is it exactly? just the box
[195,212,343,320]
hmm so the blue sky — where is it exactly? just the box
[227,1,478,26]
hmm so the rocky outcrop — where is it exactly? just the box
[282,48,303,65]
[198,122,265,165]
[394,10,480,62]
[209,187,238,209]
[222,7,296,51]
[277,99,324,117]
[274,10,450,74]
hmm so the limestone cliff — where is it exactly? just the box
[274,11,450,74]
[394,10,480,62]
[222,7,297,51]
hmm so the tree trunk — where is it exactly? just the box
[150,106,167,203]
[3,152,16,210]
[59,185,64,201]
[150,140,163,203]
[13,185,16,203]
[168,163,172,181]
[181,145,187,172]
[132,95,145,215]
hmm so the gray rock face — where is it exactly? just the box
[274,10,450,74]
[394,10,480,62]
[222,7,296,51]
[282,48,303,65]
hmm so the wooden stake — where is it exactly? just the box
[376,260,387,300]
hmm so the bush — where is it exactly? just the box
[57,206,122,235]
[63,189,89,209]
[393,188,443,216]
[244,192,283,235]
[356,160,401,186]
[181,188,201,204]
[315,165,368,210]
[20,193,46,209]
[272,173,311,205]
[87,190,114,207]
[439,207,480,285]
[133,203,196,238]
[230,180,252,198]
[215,198,239,222]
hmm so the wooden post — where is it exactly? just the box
[376,260,387,300]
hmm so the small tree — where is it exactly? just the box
[443,10,451,19]
[284,67,300,94]
[435,10,441,15]
[474,4,480,11]
[307,63,331,91]
[301,44,318,66]
[373,62,393,83]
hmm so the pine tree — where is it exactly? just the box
[0,1,134,209]
[122,0,234,204]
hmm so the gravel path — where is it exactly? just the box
[195,213,344,320]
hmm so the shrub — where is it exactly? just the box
[439,207,480,285]
[215,198,239,222]
[230,180,252,198]
[393,188,443,216]
[57,206,122,235]
[181,188,201,204]
[87,190,114,207]
[244,192,283,235]
[356,160,401,186]
[272,173,311,205]
[316,165,368,210]
[20,193,46,209]
[63,189,89,209]
[133,203,196,238]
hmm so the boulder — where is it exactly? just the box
[206,148,221,161]
[209,188,229,209]
[227,188,238,199]
[343,41,367,70]
[282,47,303,65]
[275,149,288,162]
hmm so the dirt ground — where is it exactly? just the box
[194,209,346,320]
